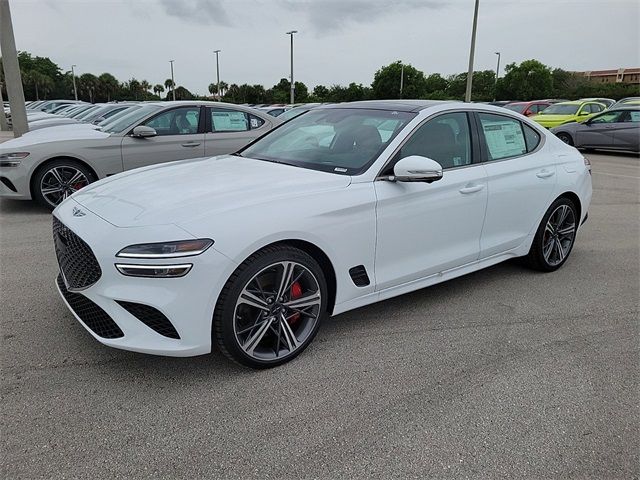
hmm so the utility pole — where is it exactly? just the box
[465,0,480,103]
[214,50,221,101]
[493,51,501,101]
[286,30,297,104]
[71,64,78,100]
[169,60,176,101]
[399,63,404,99]
[0,0,28,136]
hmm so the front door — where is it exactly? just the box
[576,110,626,148]
[204,107,271,157]
[374,112,488,291]
[121,105,205,171]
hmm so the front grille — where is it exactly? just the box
[57,274,124,339]
[116,301,181,339]
[53,216,102,289]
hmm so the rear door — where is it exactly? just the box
[121,105,205,171]
[475,112,556,258]
[204,107,273,157]
[575,110,625,148]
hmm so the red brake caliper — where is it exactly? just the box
[288,282,303,325]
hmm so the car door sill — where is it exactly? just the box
[332,250,520,316]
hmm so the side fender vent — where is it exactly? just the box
[349,265,370,287]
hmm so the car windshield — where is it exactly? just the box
[240,108,415,175]
[100,104,162,133]
[74,106,103,120]
[504,104,526,113]
[66,105,95,118]
[96,105,140,126]
[540,104,579,115]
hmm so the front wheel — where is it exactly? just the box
[213,245,327,368]
[32,159,95,210]
[556,132,573,146]
[525,198,578,272]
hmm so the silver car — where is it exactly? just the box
[0,101,280,208]
[550,106,640,153]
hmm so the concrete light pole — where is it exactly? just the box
[494,51,501,101]
[286,30,297,104]
[464,0,480,103]
[0,83,9,131]
[71,64,78,100]
[214,50,221,101]
[0,0,28,136]
[169,60,176,101]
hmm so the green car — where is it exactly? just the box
[531,100,607,128]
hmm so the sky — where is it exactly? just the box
[7,0,640,95]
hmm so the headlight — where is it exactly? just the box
[115,264,192,278]
[116,238,214,259]
[0,152,30,167]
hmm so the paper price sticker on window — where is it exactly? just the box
[482,120,527,160]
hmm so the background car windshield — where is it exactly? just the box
[241,108,415,174]
[541,104,579,115]
[100,105,162,133]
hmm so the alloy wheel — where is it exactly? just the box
[233,261,322,361]
[542,204,576,267]
[40,166,89,207]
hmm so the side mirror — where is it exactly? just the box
[391,155,443,183]
[92,117,105,125]
[131,125,157,138]
[579,110,590,116]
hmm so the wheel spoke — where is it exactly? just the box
[275,262,295,300]
[67,170,85,185]
[238,290,270,311]
[50,168,65,185]
[242,318,272,355]
[284,292,321,310]
[545,223,555,235]
[543,239,554,260]
[41,186,63,195]
[556,205,569,229]
[279,313,301,351]
[557,224,575,237]
[555,238,565,262]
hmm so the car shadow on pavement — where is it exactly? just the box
[0,199,50,216]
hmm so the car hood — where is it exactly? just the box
[0,125,110,148]
[70,155,352,228]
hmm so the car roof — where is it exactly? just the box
[320,100,457,112]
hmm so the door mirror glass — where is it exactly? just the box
[131,125,157,138]
[392,155,443,183]
[579,110,590,116]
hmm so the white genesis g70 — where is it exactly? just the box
[52,101,592,368]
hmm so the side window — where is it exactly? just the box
[143,107,200,136]
[591,111,624,124]
[523,123,541,152]
[625,111,640,122]
[249,115,265,129]
[591,104,603,113]
[396,112,472,169]
[210,108,249,132]
[579,104,591,114]
[478,113,528,160]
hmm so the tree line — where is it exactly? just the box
[2,52,638,105]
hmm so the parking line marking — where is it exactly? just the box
[593,172,640,179]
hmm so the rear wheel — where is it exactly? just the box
[525,198,578,272]
[556,132,573,146]
[213,245,327,368]
[32,159,95,210]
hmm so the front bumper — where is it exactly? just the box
[0,164,31,199]
[53,198,238,357]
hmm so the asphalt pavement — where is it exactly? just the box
[1,152,638,479]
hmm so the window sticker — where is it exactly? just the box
[629,111,640,122]
[212,110,248,131]
[482,120,526,159]
[250,117,260,128]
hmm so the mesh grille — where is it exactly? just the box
[57,274,124,339]
[53,216,102,290]
[116,301,181,339]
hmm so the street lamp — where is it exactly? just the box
[494,51,501,101]
[213,50,221,101]
[286,30,297,104]
[169,60,176,101]
[464,0,480,102]
[71,64,78,101]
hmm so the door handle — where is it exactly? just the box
[181,142,201,147]
[536,170,555,179]
[459,184,485,194]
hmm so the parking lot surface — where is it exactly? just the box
[1,152,638,479]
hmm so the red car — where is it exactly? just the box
[503,101,552,117]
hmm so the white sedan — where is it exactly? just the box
[52,100,592,368]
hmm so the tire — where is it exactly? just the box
[213,245,328,368]
[556,132,573,146]
[525,197,578,272]
[32,159,96,210]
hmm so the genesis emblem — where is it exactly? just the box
[72,207,86,217]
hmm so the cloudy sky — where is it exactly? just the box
[8,0,640,95]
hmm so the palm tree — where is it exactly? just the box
[25,71,53,100]
[153,84,165,97]
[140,80,151,93]
[98,73,119,102]
[208,83,218,97]
[164,78,175,100]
